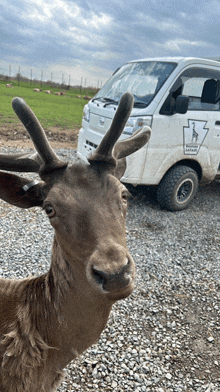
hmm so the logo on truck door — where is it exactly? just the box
[183,120,208,155]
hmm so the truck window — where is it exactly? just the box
[175,67,220,111]
[95,61,177,107]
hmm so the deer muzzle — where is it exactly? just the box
[86,241,135,300]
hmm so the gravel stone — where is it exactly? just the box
[0,147,220,391]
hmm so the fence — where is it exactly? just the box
[0,65,104,92]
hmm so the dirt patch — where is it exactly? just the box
[0,124,79,149]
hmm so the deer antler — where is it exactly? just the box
[113,127,151,160]
[0,98,67,174]
[88,92,134,166]
[0,151,41,173]
[12,98,67,174]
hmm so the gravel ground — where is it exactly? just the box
[0,147,220,392]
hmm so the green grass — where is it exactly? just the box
[0,80,96,130]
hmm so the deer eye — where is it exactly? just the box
[44,204,55,218]
[121,190,130,203]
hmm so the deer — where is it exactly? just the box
[6,83,13,88]
[55,91,65,96]
[83,95,93,100]
[0,93,151,392]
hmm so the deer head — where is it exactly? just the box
[0,93,151,301]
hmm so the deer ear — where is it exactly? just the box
[113,127,151,179]
[0,172,45,208]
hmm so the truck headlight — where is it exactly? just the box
[124,116,152,135]
[83,104,90,122]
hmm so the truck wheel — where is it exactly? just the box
[157,165,199,211]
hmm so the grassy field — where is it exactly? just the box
[0,80,96,131]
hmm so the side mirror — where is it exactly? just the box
[175,95,189,114]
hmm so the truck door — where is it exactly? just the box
[147,67,220,183]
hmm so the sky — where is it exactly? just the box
[0,0,220,88]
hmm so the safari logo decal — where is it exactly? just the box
[183,120,208,155]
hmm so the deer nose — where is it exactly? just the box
[92,257,133,292]
[86,241,135,297]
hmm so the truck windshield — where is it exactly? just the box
[95,61,177,107]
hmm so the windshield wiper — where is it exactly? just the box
[103,98,118,107]
[133,101,148,108]
[93,96,147,108]
[92,97,119,106]
[92,97,105,102]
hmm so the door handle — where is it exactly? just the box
[215,121,220,125]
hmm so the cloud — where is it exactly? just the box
[0,0,220,86]
[155,39,211,53]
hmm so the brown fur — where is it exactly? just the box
[0,93,151,391]
[0,165,134,391]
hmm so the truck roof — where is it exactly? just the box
[128,57,220,67]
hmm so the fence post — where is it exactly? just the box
[80,77,83,94]
[41,70,43,88]
[18,66,20,86]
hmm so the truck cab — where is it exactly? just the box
[77,57,220,211]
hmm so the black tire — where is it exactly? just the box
[157,165,199,211]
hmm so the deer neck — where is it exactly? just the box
[46,236,112,358]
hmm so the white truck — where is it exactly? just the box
[77,57,220,211]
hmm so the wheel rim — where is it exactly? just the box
[176,179,194,204]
